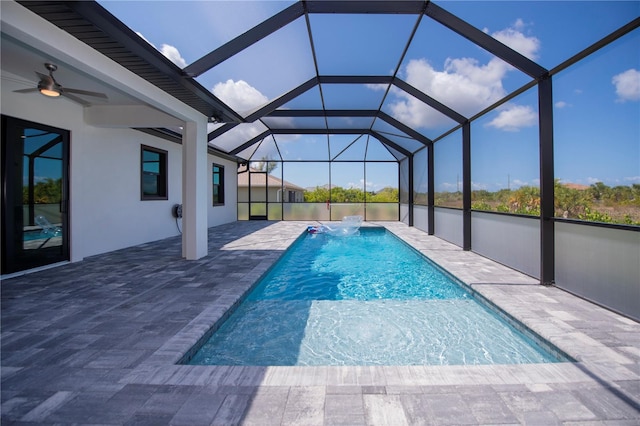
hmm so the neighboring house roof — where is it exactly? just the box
[562,183,590,191]
[237,169,305,191]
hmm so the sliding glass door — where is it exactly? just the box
[1,116,69,274]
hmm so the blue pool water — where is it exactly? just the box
[188,228,566,366]
[23,230,46,241]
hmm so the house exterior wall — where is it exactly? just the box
[237,187,304,203]
[208,157,238,226]
[2,70,237,264]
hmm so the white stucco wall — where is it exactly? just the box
[208,156,238,226]
[2,71,237,263]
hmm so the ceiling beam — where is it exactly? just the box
[43,1,242,123]
[425,2,548,79]
[208,123,239,141]
[268,128,371,135]
[228,130,271,156]
[368,131,412,158]
[184,2,305,77]
[318,75,393,85]
[377,112,432,146]
[244,77,318,122]
[306,1,427,14]
[254,110,416,157]
[393,78,467,124]
[550,16,640,77]
[267,109,379,117]
[261,109,432,148]
[227,127,413,160]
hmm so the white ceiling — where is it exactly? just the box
[1,34,143,107]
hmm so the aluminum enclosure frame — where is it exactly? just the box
[15,0,640,295]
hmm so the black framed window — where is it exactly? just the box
[213,164,225,205]
[141,145,167,200]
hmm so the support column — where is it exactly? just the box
[462,123,471,251]
[539,76,555,285]
[408,154,414,226]
[427,143,435,235]
[182,119,208,260]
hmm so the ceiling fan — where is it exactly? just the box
[14,63,108,105]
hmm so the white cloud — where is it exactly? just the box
[136,31,152,45]
[160,44,187,68]
[511,179,528,188]
[440,182,459,191]
[555,101,570,109]
[366,83,388,92]
[472,181,488,190]
[587,177,601,184]
[387,21,540,130]
[196,1,281,47]
[212,79,269,114]
[624,176,640,183]
[612,68,640,102]
[486,104,537,131]
[361,179,391,192]
[389,57,508,128]
[490,19,540,61]
[210,122,268,153]
[135,32,187,68]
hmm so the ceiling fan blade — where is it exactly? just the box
[13,88,39,93]
[63,88,108,99]
[35,71,53,83]
[61,92,91,106]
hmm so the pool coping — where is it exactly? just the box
[121,222,639,390]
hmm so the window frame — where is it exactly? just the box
[140,145,168,200]
[212,163,225,206]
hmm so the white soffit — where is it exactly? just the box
[0,0,206,126]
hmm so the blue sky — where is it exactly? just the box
[99,1,639,192]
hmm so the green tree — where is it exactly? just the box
[472,201,492,211]
[23,178,62,204]
[554,179,590,218]
[589,181,609,202]
[578,206,613,223]
[607,185,633,204]
[304,186,330,202]
[368,187,399,202]
[509,186,540,215]
[253,156,278,174]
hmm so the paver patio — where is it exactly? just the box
[2,221,639,425]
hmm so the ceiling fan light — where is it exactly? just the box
[39,88,61,97]
[38,81,60,97]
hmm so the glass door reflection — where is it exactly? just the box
[2,117,69,274]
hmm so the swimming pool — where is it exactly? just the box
[187,227,569,366]
[23,230,46,241]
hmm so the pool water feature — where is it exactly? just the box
[187,228,569,366]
